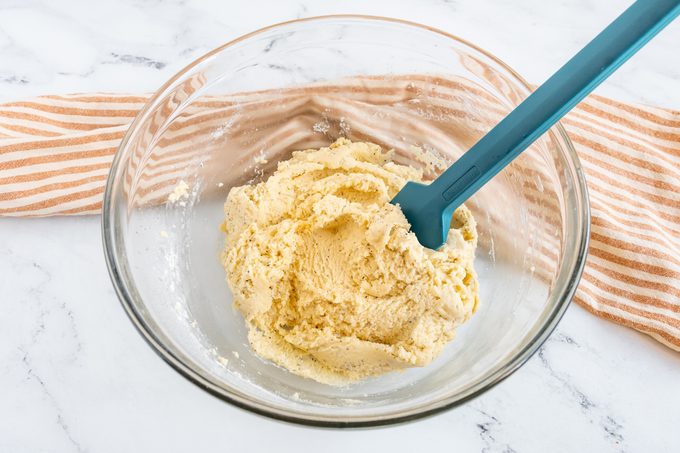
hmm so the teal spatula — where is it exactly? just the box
[392,0,680,249]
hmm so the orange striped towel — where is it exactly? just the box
[0,78,678,351]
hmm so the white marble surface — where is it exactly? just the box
[1,1,679,451]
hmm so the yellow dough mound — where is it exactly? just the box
[221,139,478,384]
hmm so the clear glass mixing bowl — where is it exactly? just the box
[102,16,589,427]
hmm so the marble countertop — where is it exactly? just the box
[1,0,678,451]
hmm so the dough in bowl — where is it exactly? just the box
[221,139,478,385]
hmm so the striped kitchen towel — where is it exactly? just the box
[0,75,678,351]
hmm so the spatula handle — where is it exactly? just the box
[430,0,680,216]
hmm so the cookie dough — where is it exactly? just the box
[221,139,478,384]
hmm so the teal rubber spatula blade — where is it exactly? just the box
[392,0,680,250]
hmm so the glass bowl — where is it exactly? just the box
[102,16,589,427]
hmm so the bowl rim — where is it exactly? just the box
[102,14,591,428]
